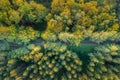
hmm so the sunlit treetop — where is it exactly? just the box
[48,0,119,33]
[0,0,47,26]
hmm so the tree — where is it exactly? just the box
[0,0,47,26]
[46,0,119,33]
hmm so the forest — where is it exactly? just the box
[0,0,120,80]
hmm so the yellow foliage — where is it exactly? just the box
[51,0,65,13]
[0,26,10,32]
[23,55,30,61]
[66,0,76,8]
[10,70,17,77]
[8,9,21,24]
[109,45,118,51]
[53,67,59,72]
[0,0,11,10]
[15,76,22,80]
[8,59,16,65]
[12,0,24,6]
[0,12,11,25]
[3,77,10,80]
[110,23,119,31]
[103,76,108,80]
[33,47,41,51]
[81,1,98,15]
[47,19,57,29]
[81,74,88,80]
[34,53,43,62]
[23,71,28,77]
[47,19,63,32]
[46,13,52,21]
[30,1,45,10]
[50,0,117,31]
[41,31,57,41]
[60,7,71,19]
[41,31,50,40]
[98,13,114,20]
[81,16,92,27]
[104,0,116,9]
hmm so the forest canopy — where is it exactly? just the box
[0,0,120,80]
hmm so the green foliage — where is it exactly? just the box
[16,26,40,44]
[0,26,40,44]
[44,42,67,52]
[8,9,21,24]
[0,0,120,80]
[0,51,8,79]
[58,32,82,46]
[47,0,119,33]
[0,0,47,26]
[8,47,30,59]
[41,31,82,46]
[0,0,11,11]
[0,42,82,80]
[90,31,117,44]
[0,41,10,51]
[85,44,120,80]
[83,28,120,44]
[41,31,57,41]
[18,1,48,23]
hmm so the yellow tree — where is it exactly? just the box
[47,0,119,33]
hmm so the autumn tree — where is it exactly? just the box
[0,0,47,26]
[45,0,119,33]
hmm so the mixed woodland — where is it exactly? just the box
[0,0,120,80]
